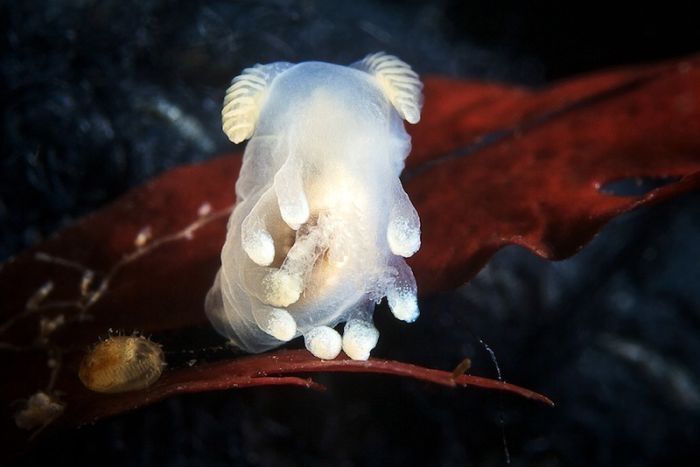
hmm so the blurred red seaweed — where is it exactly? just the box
[1,54,699,459]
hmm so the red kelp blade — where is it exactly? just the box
[65,349,553,426]
[2,54,700,456]
[406,56,700,292]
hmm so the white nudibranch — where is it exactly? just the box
[206,52,423,360]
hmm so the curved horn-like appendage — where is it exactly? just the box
[352,52,423,124]
[222,62,293,143]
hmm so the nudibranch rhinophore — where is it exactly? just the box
[205,52,423,360]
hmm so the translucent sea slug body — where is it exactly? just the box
[206,53,423,360]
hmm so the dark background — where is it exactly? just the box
[3,1,700,465]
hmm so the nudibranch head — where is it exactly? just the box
[206,52,423,360]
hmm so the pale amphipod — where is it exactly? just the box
[206,52,423,360]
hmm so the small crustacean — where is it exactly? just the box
[79,335,165,393]
[206,52,423,360]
